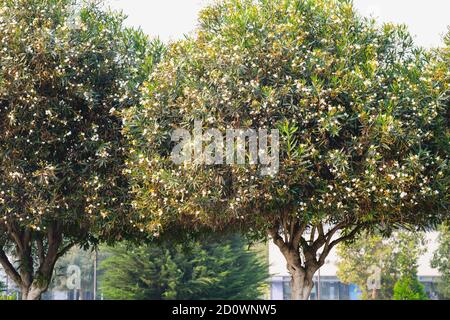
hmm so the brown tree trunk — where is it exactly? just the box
[21,284,46,300]
[288,264,315,300]
[21,287,29,301]
[1,222,71,300]
[21,281,48,300]
[269,220,363,300]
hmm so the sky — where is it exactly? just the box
[107,0,450,48]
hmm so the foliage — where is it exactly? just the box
[0,0,161,298]
[433,29,449,108]
[0,294,15,300]
[393,274,428,300]
[337,230,426,299]
[427,28,450,300]
[431,223,450,299]
[99,234,269,300]
[124,0,448,299]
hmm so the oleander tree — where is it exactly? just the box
[0,0,161,299]
[124,0,449,299]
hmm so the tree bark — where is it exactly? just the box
[21,284,46,300]
[21,287,29,301]
[269,225,317,300]
[287,262,316,300]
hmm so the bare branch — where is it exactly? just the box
[268,225,289,256]
[317,224,324,238]
[5,221,24,253]
[0,247,22,287]
[326,224,363,255]
[56,242,75,259]
[292,222,306,253]
[289,217,295,244]
[309,226,316,244]
[36,237,45,266]
[23,229,32,251]
[312,221,346,252]
[35,222,63,277]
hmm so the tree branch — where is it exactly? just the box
[326,224,363,254]
[5,221,24,253]
[309,226,316,244]
[56,242,75,259]
[268,225,289,256]
[292,222,306,253]
[317,224,324,239]
[36,237,45,266]
[0,247,22,287]
[35,222,63,277]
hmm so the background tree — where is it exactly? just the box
[337,231,393,300]
[124,0,449,299]
[431,223,450,299]
[337,230,426,299]
[0,293,15,300]
[393,275,428,300]
[99,234,269,300]
[0,0,161,299]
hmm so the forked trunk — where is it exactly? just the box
[20,272,50,300]
[269,219,362,300]
[288,264,314,300]
[0,223,69,301]
[21,284,45,300]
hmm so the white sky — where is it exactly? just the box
[107,0,449,48]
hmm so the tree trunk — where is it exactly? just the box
[21,284,45,300]
[269,220,362,300]
[1,222,69,300]
[288,264,314,300]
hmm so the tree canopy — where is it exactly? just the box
[0,0,161,299]
[124,0,449,299]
